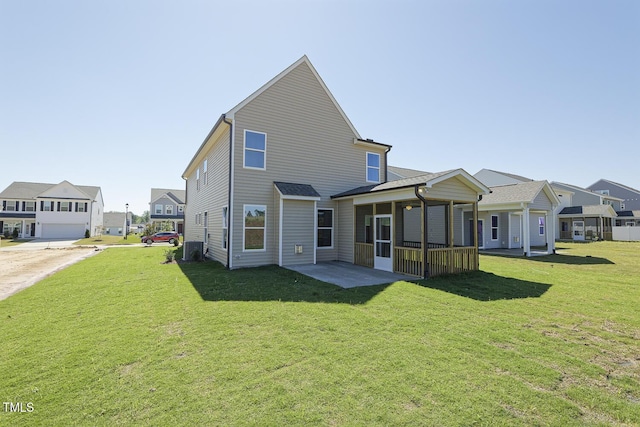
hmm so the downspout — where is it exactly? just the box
[384,146,391,182]
[223,114,234,270]
[415,184,428,279]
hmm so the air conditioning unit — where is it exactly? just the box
[183,241,204,261]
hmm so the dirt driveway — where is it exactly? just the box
[0,247,98,301]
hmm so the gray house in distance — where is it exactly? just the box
[149,189,185,234]
[587,179,640,212]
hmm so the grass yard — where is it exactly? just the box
[1,242,638,426]
[73,234,146,246]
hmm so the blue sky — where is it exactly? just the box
[1,0,638,214]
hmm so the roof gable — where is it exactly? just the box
[151,188,186,204]
[480,181,559,207]
[589,179,640,195]
[0,181,99,200]
[38,181,91,200]
[226,55,361,139]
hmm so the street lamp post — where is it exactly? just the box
[125,203,129,240]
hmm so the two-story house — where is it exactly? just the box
[149,189,186,234]
[551,181,622,241]
[181,56,489,278]
[587,179,640,226]
[0,181,103,239]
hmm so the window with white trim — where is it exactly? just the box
[166,205,173,215]
[43,201,52,211]
[60,201,71,212]
[317,209,334,248]
[244,130,266,170]
[4,201,16,211]
[203,159,208,185]
[366,152,380,183]
[155,204,163,215]
[222,206,228,250]
[25,201,35,212]
[177,205,184,213]
[491,215,499,240]
[538,217,545,235]
[243,204,266,251]
[196,168,200,191]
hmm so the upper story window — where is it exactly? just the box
[155,204,163,215]
[177,205,184,213]
[166,205,174,215]
[366,152,380,183]
[75,202,87,212]
[244,130,267,170]
[25,201,36,212]
[3,201,17,211]
[203,159,208,185]
[42,201,53,211]
[196,168,200,191]
[60,202,71,212]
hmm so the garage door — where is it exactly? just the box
[41,223,86,239]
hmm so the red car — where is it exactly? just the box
[141,231,180,246]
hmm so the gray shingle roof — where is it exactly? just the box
[480,181,548,206]
[0,181,100,200]
[332,170,459,199]
[274,182,321,198]
[150,188,186,204]
[103,212,126,227]
[387,165,431,179]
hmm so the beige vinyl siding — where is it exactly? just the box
[427,177,478,203]
[281,200,315,265]
[337,199,354,263]
[184,128,230,264]
[230,61,386,268]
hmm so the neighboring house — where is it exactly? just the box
[387,166,432,181]
[464,181,559,256]
[149,188,185,233]
[551,182,623,241]
[587,179,640,212]
[474,168,533,187]
[0,181,104,239]
[103,212,126,236]
[181,56,490,278]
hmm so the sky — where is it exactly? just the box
[1,0,638,215]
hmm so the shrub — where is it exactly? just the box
[190,249,201,262]
[163,249,176,263]
[85,229,90,238]
[12,229,19,239]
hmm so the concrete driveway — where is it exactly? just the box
[0,239,98,300]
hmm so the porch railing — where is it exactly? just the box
[427,247,477,277]
[354,242,373,268]
[394,247,423,277]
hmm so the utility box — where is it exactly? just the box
[183,241,204,261]
[294,244,303,254]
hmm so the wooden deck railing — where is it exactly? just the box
[354,242,373,268]
[427,247,477,277]
[394,247,423,277]
[355,244,478,278]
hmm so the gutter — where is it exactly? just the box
[414,184,428,279]
[223,114,233,270]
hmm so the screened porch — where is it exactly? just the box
[353,199,479,278]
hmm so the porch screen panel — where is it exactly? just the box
[355,205,373,243]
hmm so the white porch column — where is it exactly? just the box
[21,219,26,238]
[546,212,555,253]
[523,207,531,257]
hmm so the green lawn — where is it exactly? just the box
[1,242,638,426]
[73,234,145,246]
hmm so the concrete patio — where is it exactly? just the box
[285,261,418,288]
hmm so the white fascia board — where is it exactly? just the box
[426,169,491,195]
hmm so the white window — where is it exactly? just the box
[243,204,266,251]
[222,206,228,250]
[155,204,163,215]
[60,201,71,212]
[76,202,86,212]
[177,205,184,213]
[244,130,266,170]
[25,202,35,212]
[4,201,16,211]
[166,205,173,215]
[366,152,380,183]
[317,209,334,248]
[203,159,208,185]
[491,215,499,240]
[621,203,626,210]
[538,217,545,235]
[43,201,52,211]
[196,168,200,191]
